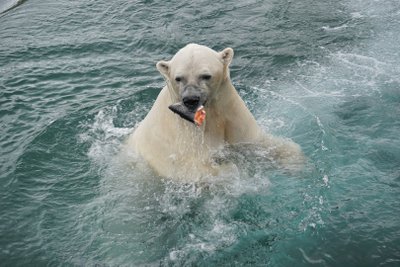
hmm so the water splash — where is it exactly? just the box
[75,104,320,265]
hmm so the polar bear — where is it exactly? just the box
[127,44,304,181]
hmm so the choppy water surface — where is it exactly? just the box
[1,0,400,266]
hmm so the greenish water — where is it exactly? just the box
[1,0,400,266]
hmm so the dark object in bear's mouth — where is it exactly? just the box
[169,103,206,126]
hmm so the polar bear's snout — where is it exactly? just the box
[182,85,207,111]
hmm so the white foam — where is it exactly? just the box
[322,24,348,31]
[79,109,133,166]
[322,175,329,187]
[299,248,326,264]
[350,12,364,19]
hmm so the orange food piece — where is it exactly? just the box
[194,106,206,126]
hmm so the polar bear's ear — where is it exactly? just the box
[219,47,234,66]
[156,60,170,78]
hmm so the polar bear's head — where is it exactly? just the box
[156,44,234,111]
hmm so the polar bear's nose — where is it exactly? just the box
[183,95,201,110]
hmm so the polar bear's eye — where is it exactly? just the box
[200,74,212,81]
[175,77,182,82]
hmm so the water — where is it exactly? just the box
[1,0,399,266]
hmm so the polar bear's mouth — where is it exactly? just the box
[168,103,206,126]
[182,97,201,111]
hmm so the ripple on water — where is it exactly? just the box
[1,0,400,265]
